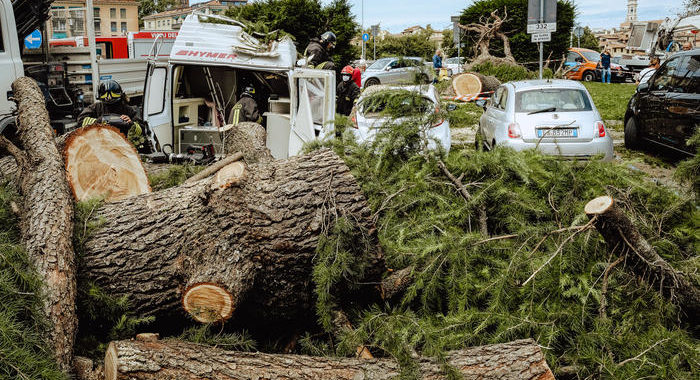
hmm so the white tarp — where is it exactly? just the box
[170,14,297,71]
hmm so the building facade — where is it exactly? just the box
[48,0,139,39]
[142,0,247,32]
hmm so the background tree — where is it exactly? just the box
[441,29,458,58]
[139,0,180,27]
[226,0,359,70]
[682,0,700,16]
[460,0,574,64]
[577,26,600,51]
[375,31,436,60]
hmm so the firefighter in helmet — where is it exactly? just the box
[336,65,360,116]
[77,80,145,147]
[229,84,261,125]
[304,31,337,70]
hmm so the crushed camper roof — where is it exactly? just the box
[170,14,297,71]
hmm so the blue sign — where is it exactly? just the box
[24,29,42,49]
[362,33,370,42]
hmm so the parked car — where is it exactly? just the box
[350,85,451,152]
[361,57,433,88]
[624,49,699,156]
[476,79,613,160]
[564,48,629,82]
[445,57,465,76]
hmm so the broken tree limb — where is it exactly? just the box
[437,159,488,236]
[585,196,700,320]
[79,148,385,328]
[105,338,554,380]
[452,72,500,98]
[381,266,414,300]
[63,124,151,202]
[183,151,244,184]
[7,77,76,372]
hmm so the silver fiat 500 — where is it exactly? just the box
[477,79,613,161]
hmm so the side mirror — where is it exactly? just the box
[636,82,649,92]
[385,66,391,71]
[475,99,487,109]
[447,104,457,111]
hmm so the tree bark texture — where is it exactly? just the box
[6,77,77,372]
[585,196,700,320]
[105,338,554,380]
[79,148,384,328]
[222,122,273,164]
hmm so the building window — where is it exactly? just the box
[69,8,85,36]
[94,7,100,18]
[121,22,127,33]
[157,20,161,28]
[94,20,101,36]
[111,22,117,32]
[110,8,116,18]
[120,8,126,18]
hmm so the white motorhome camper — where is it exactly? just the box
[142,14,336,159]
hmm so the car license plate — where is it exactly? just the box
[537,128,577,138]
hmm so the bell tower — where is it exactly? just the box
[626,0,638,23]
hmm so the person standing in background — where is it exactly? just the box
[432,49,444,84]
[600,49,612,84]
[352,62,365,89]
[635,57,660,85]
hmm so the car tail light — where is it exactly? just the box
[595,121,606,137]
[507,123,521,138]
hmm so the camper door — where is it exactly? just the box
[288,69,336,157]
[142,61,172,152]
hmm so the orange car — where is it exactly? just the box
[564,48,629,82]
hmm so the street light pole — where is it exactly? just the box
[361,0,365,61]
[539,0,543,79]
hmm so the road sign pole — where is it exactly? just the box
[86,0,99,101]
[539,0,544,79]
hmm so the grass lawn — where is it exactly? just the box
[584,82,637,122]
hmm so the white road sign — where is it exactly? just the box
[531,32,552,43]
[527,23,557,33]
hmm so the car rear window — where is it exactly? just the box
[516,89,593,113]
[360,90,434,118]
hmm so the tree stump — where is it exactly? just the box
[452,72,501,98]
[585,196,700,320]
[105,338,554,380]
[63,124,151,202]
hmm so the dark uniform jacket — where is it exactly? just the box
[77,100,146,147]
[336,80,360,116]
[77,100,141,128]
[305,39,334,69]
[228,95,260,125]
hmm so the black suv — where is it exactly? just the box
[624,49,699,156]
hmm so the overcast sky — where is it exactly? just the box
[191,0,688,33]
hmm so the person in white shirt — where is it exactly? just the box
[636,57,660,85]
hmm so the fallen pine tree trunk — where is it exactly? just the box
[585,196,700,320]
[452,72,501,98]
[78,148,385,328]
[105,338,554,380]
[0,77,76,372]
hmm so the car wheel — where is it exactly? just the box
[364,78,380,88]
[582,71,595,82]
[624,117,643,150]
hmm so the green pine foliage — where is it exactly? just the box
[0,182,66,380]
[307,98,699,378]
[148,164,205,191]
[178,325,256,351]
[675,129,700,198]
[471,61,553,82]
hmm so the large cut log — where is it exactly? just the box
[452,72,501,98]
[0,77,76,372]
[105,338,554,380]
[63,124,151,202]
[79,148,384,328]
[585,196,700,320]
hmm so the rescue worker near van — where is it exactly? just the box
[305,31,336,70]
[336,66,360,116]
[229,84,261,125]
[77,80,145,147]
